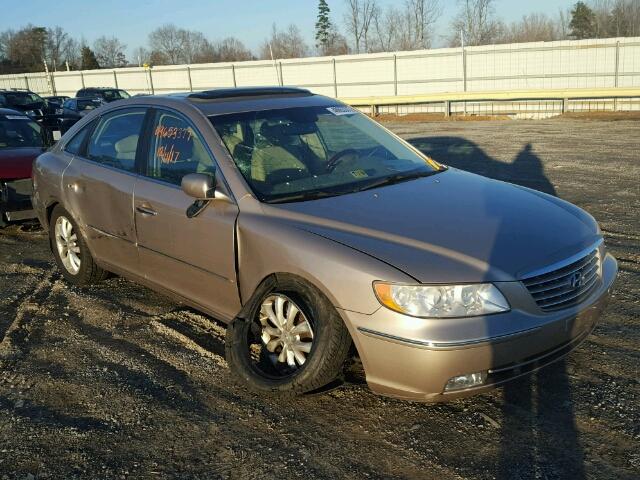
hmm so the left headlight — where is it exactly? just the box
[373,282,510,318]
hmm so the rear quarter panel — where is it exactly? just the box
[32,149,73,229]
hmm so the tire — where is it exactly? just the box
[49,205,108,286]
[226,276,352,396]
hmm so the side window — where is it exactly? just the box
[86,108,146,172]
[62,99,73,109]
[146,110,216,186]
[64,120,94,155]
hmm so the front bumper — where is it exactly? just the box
[1,179,36,223]
[341,253,618,402]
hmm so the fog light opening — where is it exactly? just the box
[445,371,488,392]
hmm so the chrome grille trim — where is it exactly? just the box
[522,248,601,312]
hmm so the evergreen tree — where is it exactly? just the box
[315,0,332,54]
[80,46,100,70]
[569,1,597,39]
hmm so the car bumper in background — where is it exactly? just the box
[341,253,618,402]
[1,178,36,223]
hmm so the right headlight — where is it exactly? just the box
[373,282,510,318]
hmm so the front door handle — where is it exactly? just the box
[136,205,158,216]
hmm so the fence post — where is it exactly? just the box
[50,73,57,96]
[24,76,29,89]
[444,100,451,117]
[278,61,284,86]
[393,54,398,96]
[148,68,155,94]
[231,64,237,87]
[332,58,338,98]
[186,66,193,92]
[80,71,85,88]
[614,40,620,111]
[113,70,118,88]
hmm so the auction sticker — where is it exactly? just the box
[327,106,357,116]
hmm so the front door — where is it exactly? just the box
[134,108,241,321]
[62,107,147,272]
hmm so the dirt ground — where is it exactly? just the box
[0,118,638,479]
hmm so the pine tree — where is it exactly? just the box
[80,46,100,70]
[315,0,332,54]
[569,1,597,39]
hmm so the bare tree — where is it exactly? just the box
[372,0,442,52]
[178,30,217,64]
[132,46,150,66]
[94,36,127,68]
[502,13,560,43]
[448,0,503,47]
[259,24,308,59]
[149,24,185,64]
[407,0,443,49]
[214,37,253,62]
[343,0,378,53]
[556,8,572,39]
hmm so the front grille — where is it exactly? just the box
[522,249,600,311]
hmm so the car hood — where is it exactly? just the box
[0,147,42,179]
[266,169,600,283]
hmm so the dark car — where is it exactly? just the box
[0,108,51,226]
[76,87,130,103]
[44,95,70,110]
[59,97,104,134]
[31,88,616,402]
[0,89,61,129]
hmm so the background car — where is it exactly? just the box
[59,97,104,134]
[0,108,51,226]
[0,89,61,129]
[75,87,130,103]
[44,95,70,110]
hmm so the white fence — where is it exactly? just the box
[1,37,639,102]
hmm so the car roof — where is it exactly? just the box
[114,87,342,116]
[0,107,29,117]
[0,89,36,95]
[80,87,123,91]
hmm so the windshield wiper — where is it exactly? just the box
[353,168,444,193]
[266,189,346,204]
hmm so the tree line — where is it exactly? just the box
[1,0,639,75]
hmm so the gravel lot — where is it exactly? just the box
[0,118,638,479]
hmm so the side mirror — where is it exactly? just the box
[181,173,215,200]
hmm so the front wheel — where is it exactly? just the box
[225,277,352,396]
[49,205,108,286]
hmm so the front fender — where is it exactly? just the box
[236,211,414,315]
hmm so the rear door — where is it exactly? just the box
[134,108,241,321]
[62,107,148,273]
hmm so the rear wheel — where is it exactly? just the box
[49,205,108,286]
[226,277,352,396]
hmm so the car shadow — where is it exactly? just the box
[409,136,586,479]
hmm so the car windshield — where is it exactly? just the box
[4,92,43,106]
[0,116,44,148]
[210,105,443,203]
[101,90,130,101]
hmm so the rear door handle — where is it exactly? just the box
[136,205,158,216]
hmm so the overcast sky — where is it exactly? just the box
[1,0,577,55]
